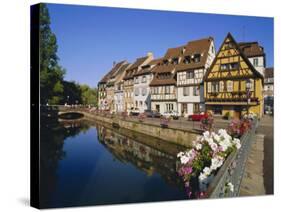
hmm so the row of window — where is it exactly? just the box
[163,54,202,66]
[220,62,239,70]
[207,80,254,93]
[135,100,147,107]
[183,86,200,96]
[165,103,174,112]
[151,86,174,94]
[134,76,147,84]
[135,88,148,96]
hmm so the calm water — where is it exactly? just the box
[40,119,188,208]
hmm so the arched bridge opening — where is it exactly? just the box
[58,111,85,120]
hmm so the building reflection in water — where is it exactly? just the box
[96,124,185,187]
[39,119,187,208]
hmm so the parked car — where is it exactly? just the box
[163,111,180,120]
[130,108,140,116]
[143,110,161,118]
[188,112,208,121]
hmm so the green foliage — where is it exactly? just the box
[79,84,98,106]
[39,3,65,104]
[61,81,82,105]
[192,158,204,175]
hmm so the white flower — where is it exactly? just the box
[196,143,202,150]
[218,137,232,151]
[180,155,189,164]
[177,151,184,158]
[213,134,221,142]
[206,137,214,146]
[219,143,228,152]
[210,142,218,152]
[203,167,211,176]
[203,131,210,139]
[210,156,224,171]
[199,172,208,182]
[218,129,227,136]
[232,138,241,149]
[227,182,234,192]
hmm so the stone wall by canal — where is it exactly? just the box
[80,112,200,147]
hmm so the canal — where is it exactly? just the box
[40,119,189,208]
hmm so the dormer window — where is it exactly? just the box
[253,58,259,66]
[135,77,139,84]
[163,59,169,65]
[194,54,201,63]
[225,42,234,50]
[172,58,179,65]
[184,56,191,64]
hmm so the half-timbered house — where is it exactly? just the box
[176,37,215,117]
[133,57,162,112]
[113,63,131,112]
[150,46,185,114]
[204,33,264,118]
[98,61,127,110]
[123,53,153,113]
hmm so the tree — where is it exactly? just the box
[40,3,65,105]
[79,84,98,106]
[62,81,82,105]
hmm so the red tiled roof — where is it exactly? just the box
[238,42,265,57]
[177,37,213,72]
[150,76,176,86]
[163,45,185,59]
[99,61,127,83]
[123,56,151,80]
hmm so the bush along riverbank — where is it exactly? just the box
[176,114,256,199]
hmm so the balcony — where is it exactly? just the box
[206,91,258,103]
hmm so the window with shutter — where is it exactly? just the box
[207,82,211,93]
[183,87,189,96]
[227,81,233,92]
[220,81,224,92]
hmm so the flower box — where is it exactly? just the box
[177,129,241,198]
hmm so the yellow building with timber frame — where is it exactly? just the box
[204,33,264,119]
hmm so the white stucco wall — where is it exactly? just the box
[248,56,265,76]
[133,74,152,112]
[177,86,201,103]
[151,101,177,114]
[114,91,124,112]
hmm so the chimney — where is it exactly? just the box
[147,52,154,60]
[113,61,116,67]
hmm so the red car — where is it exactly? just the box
[188,112,208,121]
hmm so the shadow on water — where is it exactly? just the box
[39,115,189,208]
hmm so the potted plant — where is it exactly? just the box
[200,112,214,132]
[160,117,169,128]
[138,113,145,122]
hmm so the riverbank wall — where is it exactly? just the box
[81,112,200,147]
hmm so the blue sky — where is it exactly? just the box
[47,4,274,88]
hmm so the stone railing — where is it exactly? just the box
[206,119,258,198]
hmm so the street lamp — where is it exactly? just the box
[246,79,251,115]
